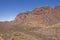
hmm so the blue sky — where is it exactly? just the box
[0,0,60,21]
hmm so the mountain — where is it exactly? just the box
[12,6,60,27]
[0,5,60,40]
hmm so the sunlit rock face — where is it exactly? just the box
[12,6,60,27]
[0,5,60,40]
[1,5,60,27]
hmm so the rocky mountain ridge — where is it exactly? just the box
[11,5,60,27]
[0,5,60,40]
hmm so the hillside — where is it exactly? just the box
[0,5,60,40]
[12,5,60,27]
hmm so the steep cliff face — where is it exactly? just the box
[12,6,60,27]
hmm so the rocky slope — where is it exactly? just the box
[11,5,60,27]
[0,5,60,40]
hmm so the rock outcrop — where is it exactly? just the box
[0,5,60,40]
[12,6,60,27]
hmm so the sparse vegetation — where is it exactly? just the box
[0,5,60,40]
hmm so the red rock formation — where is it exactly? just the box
[12,6,60,27]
